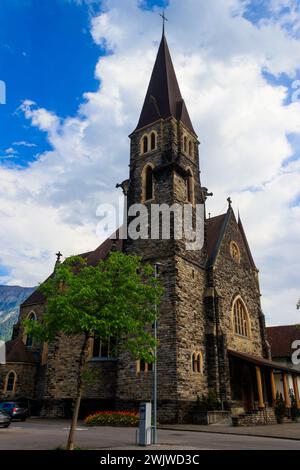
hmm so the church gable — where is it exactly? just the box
[207,208,257,273]
[209,208,264,358]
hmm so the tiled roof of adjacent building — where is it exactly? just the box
[267,325,300,358]
[5,338,37,363]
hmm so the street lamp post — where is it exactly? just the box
[153,262,163,445]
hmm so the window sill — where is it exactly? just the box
[234,333,251,341]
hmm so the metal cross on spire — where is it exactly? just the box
[56,251,63,264]
[159,10,168,35]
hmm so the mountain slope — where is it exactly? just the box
[0,285,36,341]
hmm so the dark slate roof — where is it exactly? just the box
[228,348,300,375]
[206,214,227,260]
[5,338,37,363]
[206,212,228,266]
[21,288,45,307]
[21,231,124,308]
[267,325,300,358]
[85,234,123,267]
[135,33,196,135]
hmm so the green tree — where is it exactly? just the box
[23,252,163,450]
[275,392,286,423]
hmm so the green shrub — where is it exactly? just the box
[196,390,222,411]
[85,411,139,427]
[289,389,300,421]
[275,392,286,423]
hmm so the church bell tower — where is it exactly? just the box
[116,30,209,423]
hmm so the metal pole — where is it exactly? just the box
[153,262,162,445]
[153,306,157,444]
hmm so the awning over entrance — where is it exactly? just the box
[228,349,300,412]
[228,349,300,375]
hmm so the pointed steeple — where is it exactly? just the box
[135,33,196,135]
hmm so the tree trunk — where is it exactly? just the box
[66,334,89,450]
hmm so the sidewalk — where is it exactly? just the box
[158,422,300,441]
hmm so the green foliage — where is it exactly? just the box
[275,392,286,422]
[196,390,222,411]
[289,389,300,420]
[85,411,139,427]
[23,252,163,362]
[81,364,101,386]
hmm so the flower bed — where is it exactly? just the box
[84,411,139,427]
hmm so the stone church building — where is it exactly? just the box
[1,32,300,424]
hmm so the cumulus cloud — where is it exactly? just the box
[0,0,299,325]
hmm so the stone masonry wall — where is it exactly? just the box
[118,117,208,423]
[0,362,37,400]
[213,212,265,358]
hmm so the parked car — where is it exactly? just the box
[0,410,11,428]
[0,402,28,421]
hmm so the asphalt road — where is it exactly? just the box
[0,420,300,450]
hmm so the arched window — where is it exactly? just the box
[188,140,193,157]
[25,311,37,348]
[142,135,149,154]
[5,370,17,393]
[192,352,203,374]
[144,165,154,201]
[150,132,156,151]
[136,359,153,373]
[230,241,240,263]
[233,298,250,338]
[186,169,194,204]
[183,136,188,153]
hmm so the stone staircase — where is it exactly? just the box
[232,408,277,426]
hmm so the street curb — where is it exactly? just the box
[158,426,300,442]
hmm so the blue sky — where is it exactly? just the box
[0,0,101,166]
[0,0,298,167]
[0,0,299,324]
[0,0,167,166]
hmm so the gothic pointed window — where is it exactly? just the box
[25,311,37,348]
[143,164,154,201]
[150,132,156,151]
[183,136,188,153]
[192,352,203,374]
[5,370,17,393]
[136,356,153,374]
[142,135,149,154]
[188,140,193,157]
[186,168,194,204]
[233,297,250,338]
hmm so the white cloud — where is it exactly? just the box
[0,0,299,325]
[13,141,37,148]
